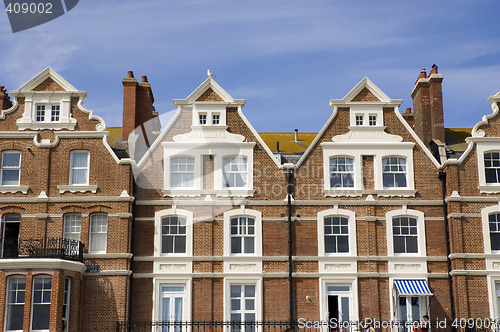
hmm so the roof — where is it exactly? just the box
[259,132,317,155]
[445,128,472,152]
[107,127,123,148]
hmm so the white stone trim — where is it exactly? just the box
[57,185,98,194]
[487,275,500,318]
[0,185,29,194]
[0,258,86,273]
[481,205,500,256]
[83,253,132,259]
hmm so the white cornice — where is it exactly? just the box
[0,258,86,273]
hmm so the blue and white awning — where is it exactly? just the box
[394,280,432,296]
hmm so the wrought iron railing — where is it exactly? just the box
[0,237,84,262]
[116,321,297,332]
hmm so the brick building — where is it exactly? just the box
[0,65,500,331]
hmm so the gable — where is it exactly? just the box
[32,78,65,92]
[196,88,224,102]
[351,87,381,102]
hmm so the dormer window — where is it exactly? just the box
[369,115,377,126]
[199,113,207,125]
[35,105,60,122]
[212,113,220,125]
[355,115,363,126]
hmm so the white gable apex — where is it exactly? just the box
[331,77,402,106]
[174,77,245,106]
[15,67,80,92]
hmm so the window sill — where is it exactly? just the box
[479,185,500,194]
[58,185,98,194]
[324,189,362,197]
[376,189,416,197]
[0,185,29,194]
[162,189,254,197]
[17,120,77,131]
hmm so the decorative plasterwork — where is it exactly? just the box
[332,126,403,143]
[57,185,99,194]
[0,185,29,194]
[173,125,245,143]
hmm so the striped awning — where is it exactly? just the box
[394,280,432,296]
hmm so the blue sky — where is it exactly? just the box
[1,0,500,132]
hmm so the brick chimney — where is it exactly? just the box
[402,108,415,128]
[0,86,13,110]
[122,71,156,141]
[411,64,445,148]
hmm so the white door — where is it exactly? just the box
[326,285,351,331]
[398,296,422,332]
[160,285,185,332]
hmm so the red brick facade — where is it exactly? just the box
[0,66,499,331]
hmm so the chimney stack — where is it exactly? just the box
[411,65,444,148]
[294,129,298,142]
[0,86,12,111]
[122,70,157,141]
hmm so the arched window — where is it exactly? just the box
[392,216,418,254]
[317,209,356,256]
[63,214,81,241]
[161,215,187,254]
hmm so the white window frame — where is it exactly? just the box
[199,113,207,125]
[223,278,262,324]
[386,209,426,257]
[89,214,108,254]
[69,150,90,185]
[30,275,52,332]
[487,276,500,319]
[34,104,61,123]
[481,205,500,254]
[63,214,81,241]
[62,278,71,332]
[477,144,500,193]
[50,105,60,122]
[317,208,356,256]
[160,215,188,255]
[319,277,359,323]
[382,156,408,189]
[355,114,363,126]
[1,150,21,186]
[152,278,192,323]
[222,156,248,188]
[329,156,355,189]
[154,209,193,257]
[224,208,262,257]
[212,113,220,125]
[170,156,195,189]
[368,114,377,126]
[5,275,26,332]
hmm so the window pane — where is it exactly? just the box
[244,237,254,254]
[162,236,174,253]
[2,152,20,167]
[7,305,24,330]
[244,285,255,297]
[231,237,242,254]
[337,236,349,253]
[72,152,88,167]
[174,236,186,253]
[245,299,255,310]
[90,215,107,253]
[325,236,335,253]
[394,236,405,253]
[2,170,19,185]
[231,299,240,311]
[406,237,418,253]
[230,285,241,298]
[491,233,500,250]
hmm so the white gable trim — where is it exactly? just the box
[16,67,78,92]
[444,92,500,166]
[173,77,245,106]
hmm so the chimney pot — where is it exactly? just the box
[405,108,412,114]
[430,64,438,75]
[142,76,148,83]
[294,129,298,142]
[127,71,134,78]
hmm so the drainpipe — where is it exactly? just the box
[438,171,456,330]
[286,169,294,328]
